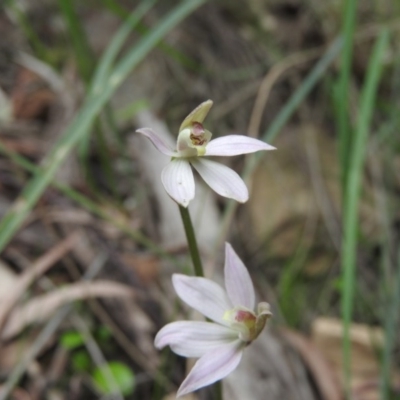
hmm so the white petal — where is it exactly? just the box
[161,159,194,207]
[172,274,232,325]
[205,135,275,156]
[154,321,237,358]
[177,340,244,397]
[136,128,177,156]
[191,158,248,203]
[179,100,213,132]
[224,243,255,309]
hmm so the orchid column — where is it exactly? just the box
[137,100,275,398]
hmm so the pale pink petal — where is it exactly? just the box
[161,159,194,207]
[224,243,255,309]
[155,321,237,358]
[191,158,248,203]
[177,340,244,397]
[205,135,275,156]
[172,274,232,325]
[136,128,177,156]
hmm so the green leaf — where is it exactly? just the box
[92,361,135,396]
[96,325,112,342]
[60,331,85,350]
[72,351,91,372]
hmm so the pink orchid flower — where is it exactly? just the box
[155,243,272,397]
[136,100,275,207]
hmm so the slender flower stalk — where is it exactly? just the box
[155,243,272,397]
[137,100,275,207]
[178,205,204,277]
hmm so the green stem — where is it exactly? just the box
[337,0,358,194]
[178,204,223,398]
[178,205,204,277]
[340,29,389,398]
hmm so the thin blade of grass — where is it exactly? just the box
[5,0,51,62]
[81,0,157,170]
[340,29,389,397]
[337,0,358,193]
[0,0,208,252]
[98,0,200,71]
[89,0,157,97]
[58,0,95,83]
[260,39,342,144]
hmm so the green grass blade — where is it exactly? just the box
[58,0,95,83]
[89,0,157,97]
[337,0,358,193]
[99,0,128,18]
[0,0,207,252]
[340,29,389,397]
[6,0,50,62]
[80,1,156,176]
[278,239,310,326]
[262,39,342,144]
[98,0,199,71]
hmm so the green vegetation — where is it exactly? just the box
[0,0,399,398]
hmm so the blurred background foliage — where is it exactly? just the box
[0,0,399,399]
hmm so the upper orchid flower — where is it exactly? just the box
[136,100,275,207]
[155,243,272,397]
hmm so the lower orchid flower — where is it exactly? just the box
[155,243,272,397]
[136,100,275,207]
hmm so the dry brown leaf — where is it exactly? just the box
[0,386,31,400]
[0,87,12,123]
[0,234,79,332]
[311,317,398,400]
[2,280,134,340]
[248,124,379,258]
[311,317,384,376]
[120,253,159,284]
[43,209,94,225]
[0,339,33,374]
[11,67,55,120]
[248,125,340,258]
[0,260,18,300]
[280,328,343,400]
[0,137,44,157]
